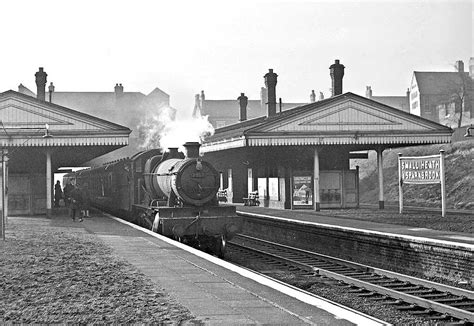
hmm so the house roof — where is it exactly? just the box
[201,92,452,152]
[202,98,306,124]
[413,72,470,94]
[18,86,173,129]
[371,96,409,112]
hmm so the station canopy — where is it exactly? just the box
[201,92,453,153]
[0,90,131,172]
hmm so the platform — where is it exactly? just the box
[5,212,387,326]
[235,205,474,246]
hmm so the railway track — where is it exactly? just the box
[228,234,474,325]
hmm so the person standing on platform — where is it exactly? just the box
[54,180,63,207]
[80,183,91,218]
[63,182,74,207]
[69,183,84,222]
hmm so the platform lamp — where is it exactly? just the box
[1,123,52,241]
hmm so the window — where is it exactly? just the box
[411,101,418,109]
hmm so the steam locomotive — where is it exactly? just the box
[64,142,242,257]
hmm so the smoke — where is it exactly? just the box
[138,106,214,151]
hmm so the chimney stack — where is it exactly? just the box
[366,86,372,98]
[48,82,55,102]
[329,59,345,96]
[469,57,474,78]
[455,60,464,72]
[264,69,278,117]
[192,94,201,118]
[35,67,47,101]
[183,142,201,159]
[260,87,268,109]
[114,83,124,98]
[200,90,205,110]
[238,92,248,122]
[310,90,316,103]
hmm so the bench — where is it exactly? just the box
[217,189,227,202]
[243,191,260,206]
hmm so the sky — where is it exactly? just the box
[0,0,472,119]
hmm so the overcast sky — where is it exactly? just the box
[1,0,472,118]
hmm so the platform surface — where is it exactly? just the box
[7,211,387,326]
[236,205,474,247]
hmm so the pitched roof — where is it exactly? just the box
[371,96,409,112]
[202,99,306,125]
[202,92,452,152]
[18,86,173,129]
[414,72,470,94]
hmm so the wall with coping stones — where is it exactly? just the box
[242,216,473,285]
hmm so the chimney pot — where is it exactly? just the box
[35,67,48,101]
[114,83,124,99]
[48,82,55,102]
[310,90,316,103]
[365,86,372,98]
[329,59,345,96]
[455,60,464,72]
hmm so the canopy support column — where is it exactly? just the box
[377,147,384,209]
[313,147,320,211]
[46,150,52,217]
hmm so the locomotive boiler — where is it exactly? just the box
[67,142,242,257]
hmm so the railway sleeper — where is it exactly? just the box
[388,285,422,291]
[347,288,367,293]
[354,275,385,281]
[446,301,474,307]
[370,279,399,285]
[418,292,449,299]
[341,271,369,276]
[432,296,466,303]
[410,309,434,315]
[426,313,449,320]
[396,304,418,311]
[402,289,436,295]
[382,299,404,305]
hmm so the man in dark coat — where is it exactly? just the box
[54,181,63,207]
[69,184,84,222]
[63,182,74,207]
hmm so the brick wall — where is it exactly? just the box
[243,216,473,285]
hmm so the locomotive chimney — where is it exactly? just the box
[183,142,201,159]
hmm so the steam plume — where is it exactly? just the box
[138,106,214,151]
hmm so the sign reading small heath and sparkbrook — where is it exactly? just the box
[398,151,446,217]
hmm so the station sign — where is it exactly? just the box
[398,151,446,217]
[400,156,441,184]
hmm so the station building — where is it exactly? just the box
[201,60,453,210]
[0,68,131,217]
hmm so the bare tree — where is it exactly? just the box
[448,68,473,128]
